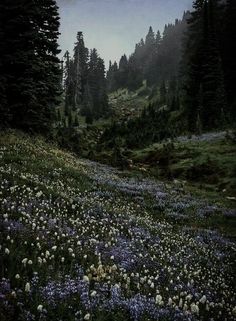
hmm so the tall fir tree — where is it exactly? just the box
[145,26,156,48]
[201,0,226,128]
[0,0,8,126]
[64,32,110,122]
[127,54,143,90]
[0,0,61,133]
[86,49,109,120]
[222,0,236,119]
[182,0,227,131]
[160,81,167,105]
[63,50,74,115]
[107,19,188,92]
[107,61,119,92]
[117,55,129,88]
[72,32,89,110]
[182,0,205,131]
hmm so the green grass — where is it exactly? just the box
[109,87,148,120]
[0,130,236,321]
[1,130,234,236]
[130,137,236,196]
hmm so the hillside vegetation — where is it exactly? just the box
[0,1,235,320]
[0,131,235,321]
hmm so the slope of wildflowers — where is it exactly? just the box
[0,132,235,321]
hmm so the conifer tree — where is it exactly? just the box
[222,0,236,119]
[0,0,8,128]
[72,32,89,110]
[57,109,62,123]
[156,31,162,48]
[181,0,207,131]
[0,0,61,133]
[182,0,226,131]
[127,55,143,90]
[63,51,74,113]
[201,0,226,128]
[74,114,79,127]
[117,55,129,88]
[145,26,156,48]
[107,61,119,92]
[85,49,109,120]
[68,111,73,128]
[160,81,167,105]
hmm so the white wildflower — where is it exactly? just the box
[111,264,117,272]
[45,251,50,258]
[84,313,90,320]
[199,295,207,304]
[83,275,90,282]
[11,291,16,298]
[156,294,163,306]
[91,291,97,297]
[232,306,236,316]
[38,257,42,265]
[186,294,193,301]
[36,191,43,198]
[183,303,188,311]
[179,298,183,308]
[37,305,43,312]
[25,282,31,292]
[191,303,199,314]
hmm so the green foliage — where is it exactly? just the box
[0,0,61,133]
[56,127,83,154]
[129,136,236,195]
[62,34,110,123]
[74,114,79,127]
[159,81,167,105]
[181,0,233,132]
[100,103,175,150]
[106,1,234,137]
[107,18,188,93]
[221,0,236,119]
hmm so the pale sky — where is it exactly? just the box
[56,0,193,69]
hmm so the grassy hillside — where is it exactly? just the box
[0,131,235,321]
[130,132,236,194]
[109,85,150,121]
[92,131,236,197]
